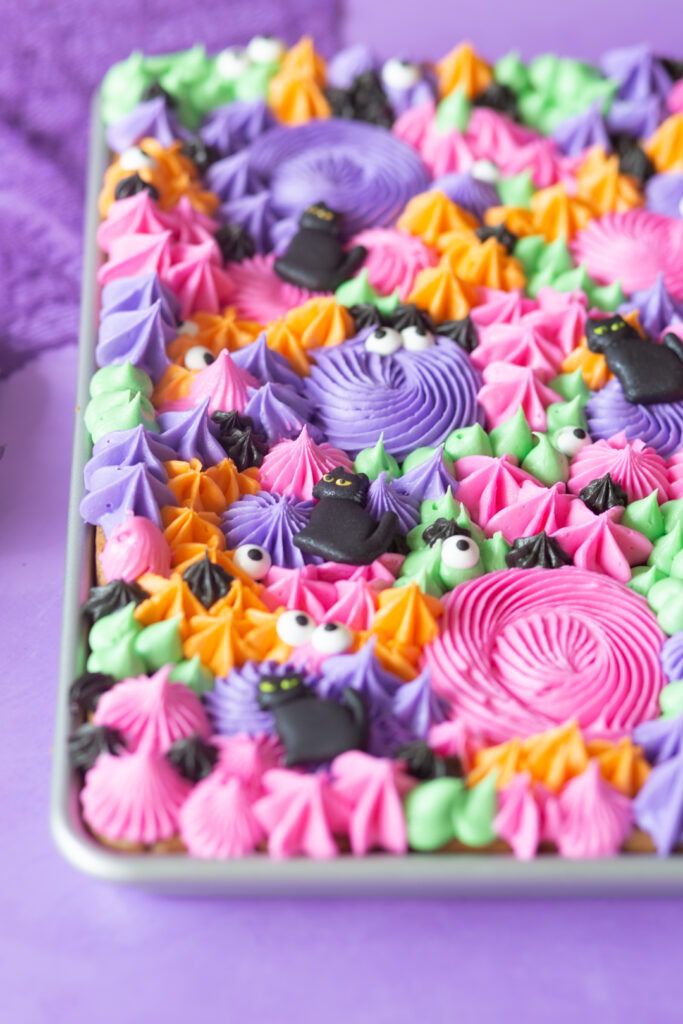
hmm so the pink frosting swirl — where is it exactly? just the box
[423,567,665,745]
[258,426,353,500]
[350,228,438,300]
[99,515,172,583]
[567,432,670,502]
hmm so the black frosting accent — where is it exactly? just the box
[610,133,655,184]
[182,552,234,608]
[325,70,395,128]
[211,409,269,470]
[69,671,117,717]
[347,303,384,332]
[422,517,471,547]
[396,740,464,781]
[68,723,126,774]
[585,314,683,405]
[82,579,149,622]
[475,223,519,254]
[274,202,367,291]
[180,137,220,173]
[140,80,178,109]
[214,223,256,265]
[114,172,160,202]
[660,57,683,81]
[505,531,572,569]
[472,82,520,120]
[435,315,478,352]
[386,303,434,334]
[167,735,219,783]
[578,473,628,514]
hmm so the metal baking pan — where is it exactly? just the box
[51,89,683,895]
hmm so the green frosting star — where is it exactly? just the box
[521,432,569,486]
[549,368,590,404]
[628,564,668,598]
[354,434,401,481]
[87,603,146,678]
[435,87,471,134]
[660,682,683,719]
[404,777,465,851]
[134,616,184,672]
[84,390,159,444]
[648,522,683,575]
[170,656,215,695]
[648,577,683,635]
[489,407,534,463]
[546,396,588,432]
[335,269,400,313]
[497,169,535,210]
[622,491,665,543]
[444,423,492,461]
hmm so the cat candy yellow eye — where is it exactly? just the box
[259,681,276,692]
[281,677,299,689]
[322,473,334,481]
[335,478,352,485]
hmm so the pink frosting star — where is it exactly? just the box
[330,751,414,855]
[568,432,671,502]
[454,454,537,528]
[493,772,542,861]
[486,480,578,542]
[477,363,560,431]
[253,769,350,860]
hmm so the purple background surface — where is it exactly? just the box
[3,3,683,1021]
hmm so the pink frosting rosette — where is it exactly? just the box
[423,567,665,745]
[350,228,438,300]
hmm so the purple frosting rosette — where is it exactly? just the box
[79,463,176,537]
[84,425,175,488]
[100,272,180,324]
[303,333,483,460]
[365,471,420,533]
[247,118,430,239]
[157,398,227,467]
[96,300,175,382]
[221,490,316,567]
[585,378,683,459]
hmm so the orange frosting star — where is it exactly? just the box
[529,184,596,241]
[586,738,650,797]
[440,236,526,291]
[435,42,492,100]
[279,36,327,83]
[372,582,443,647]
[397,190,478,248]
[183,607,253,677]
[164,457,259,514]
[645,113,683,173]
[166,308,262,365]
[268,42,330,125]
[134,572,206,639]
[407,263,473,323]
[161,505,225,553]
[575,147,643,215]
[264,320,312,376]
[484,205,537,238]
[98,138,219,218]
[282,297,355,352]
[152,364,194,405]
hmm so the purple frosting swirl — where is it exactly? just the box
[432,171,499,221]
[646,173,683,219]
[585,378,683,459]
[157,398,226,466]
[247,118,430,239]
[366,471,420,533]
[633,753,683,854]
[105,97,188,153]
[199,98,275,157]
[243,382,320,444]
[84,425,175,487]
[394,447,457,501]
[96,301,174,382]
[206,150,264,202]
[303,333,483,459]
[231,333,304,391]
[619,273,683,337]
[221,490,315,567]
[100,272,180,324]
[79,463,176,537]
[219,191,277,253]
[661,632,683,684]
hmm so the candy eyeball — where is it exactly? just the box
[381,58,420,90]
[177,320,199,337]
[441,534,480,569]
[400,325,435,352]
[311,621,353,655]
[119,146,157,172]
[246,35,285,65]
[553,426,591,457]
[365,326,403,356]
[276,610,316,646]
[471,159,500,184]
[216,46,250,80]
[233,543,272,580]
[183,345,215,370]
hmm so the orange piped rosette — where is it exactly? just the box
[134,572,206,640]
[371,582,443,647]
[484,205,537,239]
[166,308,262,366]
[161,505,225,553]
[529,184,596,242]
[407,263,473,323]
[397,190,478,248]
[279,36,327,83]
[575,147,643,215]
[183,607,254,677]
[435,42,492,100]
[99,138,219,218]
[153,364,194,405]
[164,457,259,514]
[264,319,312,376]
[645,113,683,173]
[586,737,650,797]
[283,297,355,351]
[440,236,526,291]
[268,39,330,126]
